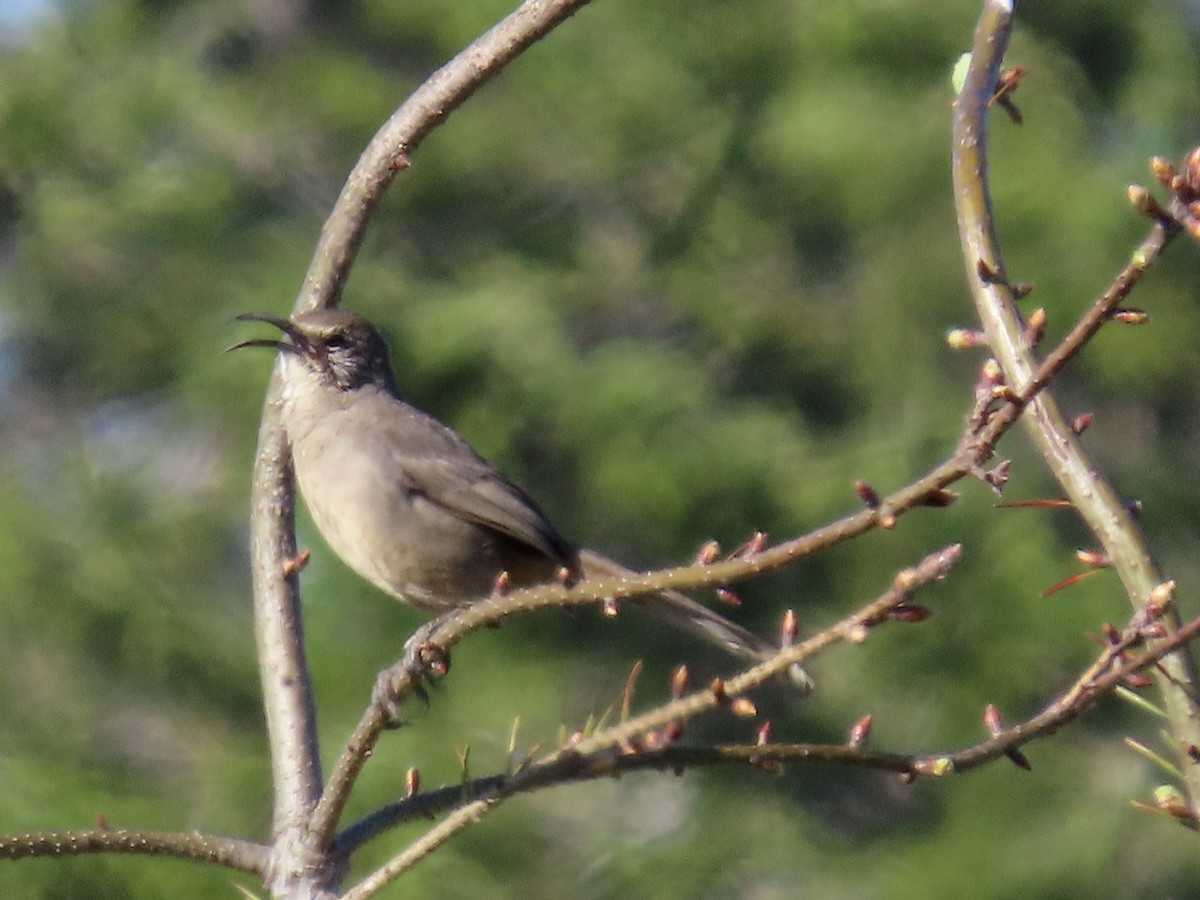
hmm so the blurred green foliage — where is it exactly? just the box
[1,0,1199,896]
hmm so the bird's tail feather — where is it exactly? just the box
[577,550,813,693]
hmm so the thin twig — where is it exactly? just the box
[339,546,958,894]
[0,829,268,874]
[335,604,1200,888]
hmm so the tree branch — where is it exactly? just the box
[244,0,599,892]
[0,829,268,875]
[950,0,1200,806]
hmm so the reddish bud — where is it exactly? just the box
[730,531,767,559]
[730,697,757,718]
[1071,413,1094,435]
[1109,308,1150,325]
[757,721,772,746]
[1123,673,1154,689]
[781,608,798,647]
[491,570,512,596]
[890,603,932,623]
[983,703,1003,737]
[405,767,420,798]
[878,510,897,530]
[716,587,741,607]
[854,479,881,509]
[848,714,873,748]
[670,665,689,699]
[1024,308,1047,347]
[1012,282,1035,300]
[1075,550,1111,569]
[602,597,620,618]
[694,540,720,565]
[282,549,311,578]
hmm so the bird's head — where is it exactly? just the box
[229,308,396,392]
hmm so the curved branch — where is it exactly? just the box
[244,0,599,877]
[951,0,1200,802]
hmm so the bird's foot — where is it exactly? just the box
[371,620,454,726]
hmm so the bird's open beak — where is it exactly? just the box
[226,312,303,354]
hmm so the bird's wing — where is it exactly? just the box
[362,393,577,565]
[399,453,577,565]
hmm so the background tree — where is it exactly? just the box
[0,0,1199,896]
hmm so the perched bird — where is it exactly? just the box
[232,308,809,688]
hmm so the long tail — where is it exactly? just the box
[578,550,813,693]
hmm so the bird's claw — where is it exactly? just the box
[371,633,452,726]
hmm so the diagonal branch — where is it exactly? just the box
[335,575,1200,898]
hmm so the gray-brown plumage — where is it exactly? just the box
[232,308,809,689]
